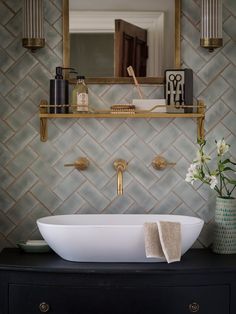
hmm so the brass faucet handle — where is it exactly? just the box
[152,156,176,170]
[64,157,89,170]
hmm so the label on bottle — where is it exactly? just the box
[76,92,88,112]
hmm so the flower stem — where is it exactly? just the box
[214,185,222,197]
[229,185,236,196]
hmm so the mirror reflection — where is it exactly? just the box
[67,0,179,82]
[70,11,165,77]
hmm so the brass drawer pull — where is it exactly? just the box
[39,302,50,312]
[189,302,200,313]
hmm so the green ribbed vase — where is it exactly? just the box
[212,197,236,254]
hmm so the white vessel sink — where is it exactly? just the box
[37,214,204,263]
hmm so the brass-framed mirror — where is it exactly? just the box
[62,0,181,84]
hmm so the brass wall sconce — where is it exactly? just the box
[152,156,176,170]
[200,0,223,52]
[22,0,45,52]
[64,157,89,171]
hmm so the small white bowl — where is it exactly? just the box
[17,240,51,253]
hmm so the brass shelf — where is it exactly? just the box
[39,100,205,142]
[39,112,203,118]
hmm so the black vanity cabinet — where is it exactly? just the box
[0,249,236,314]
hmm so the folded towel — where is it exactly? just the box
[158,221,181,263]
[144,221,181,263]
[143,222,164,258]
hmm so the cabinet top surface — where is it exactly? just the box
[0,248,236,274]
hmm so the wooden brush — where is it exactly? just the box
[127,66,144,99]
[110,104,136,114]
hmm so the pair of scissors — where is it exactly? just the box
[169,74,182,105]
[169,74,182,90]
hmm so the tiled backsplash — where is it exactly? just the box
[0,0,235,250]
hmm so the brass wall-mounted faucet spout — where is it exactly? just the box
[113,159,127,195]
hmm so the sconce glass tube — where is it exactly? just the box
[200,0,223,52]
[22,0,45,52]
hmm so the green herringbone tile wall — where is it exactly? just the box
[0,0,235,250]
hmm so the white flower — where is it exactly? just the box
[194,149,211,165]
[206,175,218,189]
[185,138,235,198]
[216,139,230,156]
[185,163,199,185]
[185,173,195,185]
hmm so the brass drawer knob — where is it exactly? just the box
[39,302,50,312]
[189,302,200,313]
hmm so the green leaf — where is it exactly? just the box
[222,158,231,164]
[219,164,225,171]
[224,176,236,183]
[223,167,234,171]
[227,179,236,185]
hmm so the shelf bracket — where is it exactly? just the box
[197,100,205,142]
[40,100,48,142]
